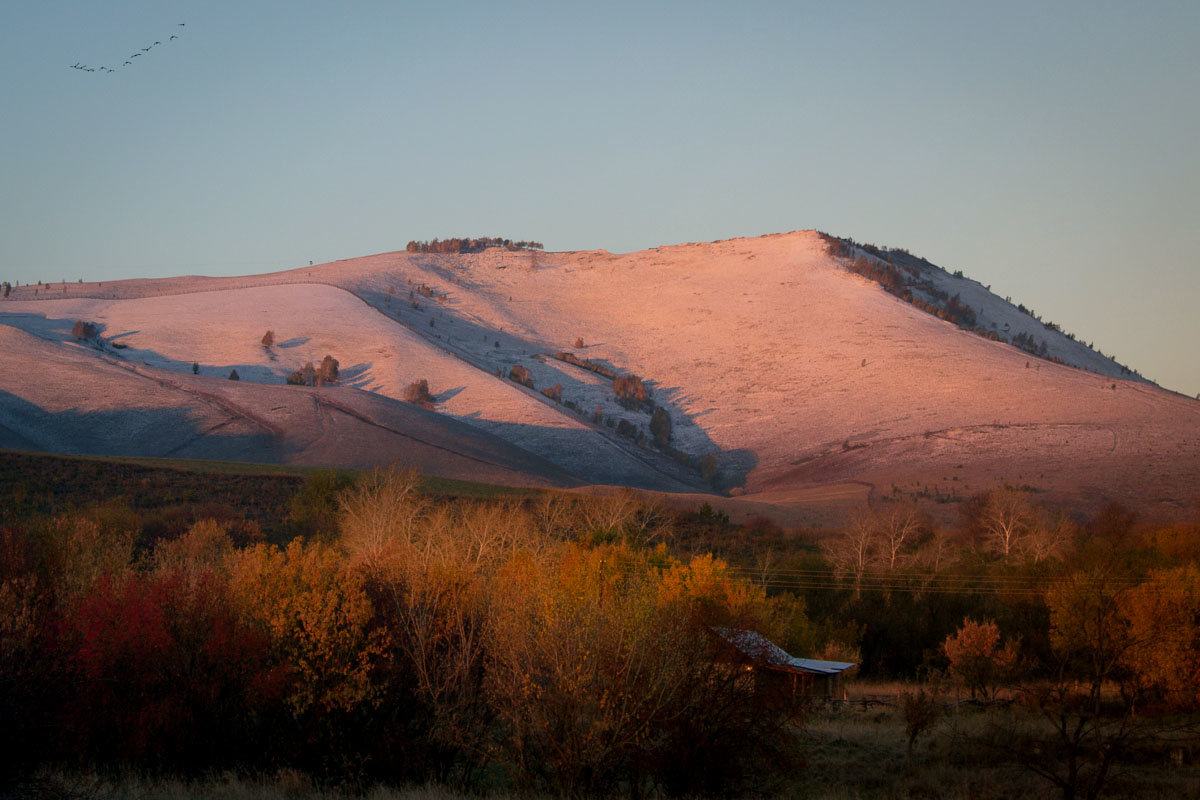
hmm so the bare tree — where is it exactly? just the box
[823,509,878,599]
[979,487,1035,559]
[1022,508,1076,563]
[876,505,923,570]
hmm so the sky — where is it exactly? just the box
[2,1,1198,396]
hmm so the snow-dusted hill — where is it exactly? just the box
[3,231,1197,519]
[0,324,576,487]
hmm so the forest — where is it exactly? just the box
[2,452,1199,799]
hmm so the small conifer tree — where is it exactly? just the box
[650,407,672,448]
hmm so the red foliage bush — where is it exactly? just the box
[64,570,279,768]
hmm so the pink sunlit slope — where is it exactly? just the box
[3,230,1197,519]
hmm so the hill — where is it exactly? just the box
[3,231,1197,521]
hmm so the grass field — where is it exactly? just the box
[25,695,1200,800]
[0,449,539,514]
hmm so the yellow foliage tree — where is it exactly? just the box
[228,540,390,718]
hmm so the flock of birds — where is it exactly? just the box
[69,23,185,73]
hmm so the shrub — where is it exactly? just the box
[228,369,240,381]
[574,337,584,349]
[403,379,435,409]
[899,685,942,757]
[552,351,615,377]
[261,330,275,347]
[541,383,563,403]
[64,570,274,769]
[71,320,96,339]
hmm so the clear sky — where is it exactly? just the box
[3,1,1198,396]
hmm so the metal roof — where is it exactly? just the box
[712,627,856,676]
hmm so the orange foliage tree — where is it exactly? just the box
[1123,565,1200,709]
[942,618,1020,700]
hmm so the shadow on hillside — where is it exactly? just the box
[0,314,382,392]
[436,386,467,403]
[0,313,109,347]
[0,390,280,463]
[338,362,373,388]
[2,305,756,494]
[343,278,757,493]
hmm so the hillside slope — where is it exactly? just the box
[0,324,576,488]
[3,231,1197,519]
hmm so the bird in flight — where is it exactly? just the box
[72,24,185,75]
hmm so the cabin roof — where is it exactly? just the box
[712,627,856,676]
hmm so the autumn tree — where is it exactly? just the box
[483,543,804,796]
[71,320,96,339]
[1123,565,1200,709]
[942,618,1020,700]
[509,364,533,388]
[404,379,436,409]
[317,355,339,385]
[613,374,650,410]
[228,538,390,772]
[65,568,273,769]
[287,362,315,386]
[994,568,1157,800]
